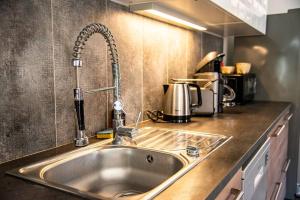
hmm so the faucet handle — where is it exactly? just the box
[117,127,137,138]
[112,111,142,145]
[112,126,137,145]
[117,111,141,137]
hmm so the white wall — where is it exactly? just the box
[268,0,300,14]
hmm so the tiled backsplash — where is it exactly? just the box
[0,0,223,163]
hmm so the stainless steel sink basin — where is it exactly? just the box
[42,146,184,199]
[8,127,230,200]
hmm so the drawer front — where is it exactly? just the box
[268,125,288,168]
[270,124,288,179]
[268,109,291,138]
[279,177,287,200]
[268,158,290,200]
[271,175,286,200]
[267,110,291,200]
[216,169,243,200]
[270,122,289,152]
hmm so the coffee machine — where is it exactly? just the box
[192,72,222,115]
[190,51,235,115]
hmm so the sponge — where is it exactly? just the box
[96,129,113,139]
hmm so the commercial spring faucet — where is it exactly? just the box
[72,23,135,147]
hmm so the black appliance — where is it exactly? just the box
[223,73,256,104]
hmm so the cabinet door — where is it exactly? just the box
[216,169,243,200]
[209,0,267,34]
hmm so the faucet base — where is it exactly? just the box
[112,136,122,145]
[75,136,89,147]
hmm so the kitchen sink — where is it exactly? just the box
[41,146,184,199]
[7,127,230,200]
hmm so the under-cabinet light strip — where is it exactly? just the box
[145,9,207,31]
[130,3,207,32]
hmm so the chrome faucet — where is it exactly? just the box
[71,23,135,146]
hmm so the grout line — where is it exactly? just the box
[185,31,188,78]
[200,32,204,58]
[200,32,203,61]
[141,17,144,121]
[50,0,58,147]
[105,0,109,128]
[166,24,169,84]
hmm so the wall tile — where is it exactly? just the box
[0,0,223,163]
[142,18,169,118]
[202,32,223,56]
[167,26,188,82]
[187,30,203,78]
[107,1,143,124]
[52,0,108,145]
[0,0,55,163]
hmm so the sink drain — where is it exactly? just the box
[114,190,142,198]
[146,155,154,164]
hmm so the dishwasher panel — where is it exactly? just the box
[242,138,270,200]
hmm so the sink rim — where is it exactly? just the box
[7,145,190,200]
[15,145,189,175]
[7,128,231,200]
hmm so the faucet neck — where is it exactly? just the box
[112,63,121,103]
[72,23,122,103]
[71,23,124,146]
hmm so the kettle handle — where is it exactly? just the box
[188,83,202,107]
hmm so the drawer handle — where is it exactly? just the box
[228,188,244,200]
[282,159,291,173]
[285,113,293,121]
[272,124,286,137]
[272,182,283,200]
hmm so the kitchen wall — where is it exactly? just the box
[234,8,300,198]
[268,0,300,14]
[0,0,223,164]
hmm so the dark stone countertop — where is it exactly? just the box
[0,101,291,200]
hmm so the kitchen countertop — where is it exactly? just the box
[0,101,291,200]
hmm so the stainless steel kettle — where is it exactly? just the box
[162,83,201,123]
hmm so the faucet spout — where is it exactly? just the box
[71,23,125,147]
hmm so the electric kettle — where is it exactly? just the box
[162,83,201,123]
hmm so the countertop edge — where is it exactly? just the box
[205,103,291,199]
[0,102,292,200]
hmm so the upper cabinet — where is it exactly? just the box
[112,0,268,37]
[210,0,267,34]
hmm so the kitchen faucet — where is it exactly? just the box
[72,23,135,146]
